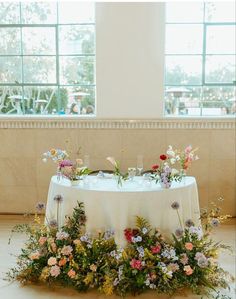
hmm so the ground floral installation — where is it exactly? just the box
[6,198,234,299]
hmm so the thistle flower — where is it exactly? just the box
[54,194,63,202]
[171,201,180,210]
[211,218,220,227]
[35,202,45,211]
[185,219,194,228]
[49,219,58,228]
[175,228,183,238]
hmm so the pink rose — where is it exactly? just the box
[29,251,40,260]
[151,244,161,254]
[185,242,193,251]
[67,269,76,278]
[184,265,193,276]
[50,265,61,277]
[39,236,47,246]
[130,259,142,270]
[61,245,73,256]
[48,257,57,266]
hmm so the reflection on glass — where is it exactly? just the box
[23,56,56,84]
[166,25,203,54]
[166,2,204,23]
[165,56,202,85]
[59,25,95,55]
[136,155,143,176]
[0,2,20,24]
[22,27,56,55]
[59,86,95,115]
[60,56,95,85]
[0,28,21,55]
[21,2,57,24]
[205,55,235,84]
[206,26,235,54]
[58,2,95,24]
[0,56,22,83]
[0,86,23,114]
[205,2,236,22]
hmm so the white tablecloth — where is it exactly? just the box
[45,176,200,247]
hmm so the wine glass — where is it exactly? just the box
[136,155,143,176]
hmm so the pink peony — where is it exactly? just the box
[130,259,142,270]
[67,269,76,278]
[151,244,161,254]
[50,265,61,277]
[185,242,193,251]
[184,265,193,276]
[61,245,73,256]
[39,236,47,246]
[29,251,40,260]
[47,257,57,266]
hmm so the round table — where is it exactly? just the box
[45,176,200,247]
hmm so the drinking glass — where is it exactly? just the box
[136,155,143,176]
[83,154,90,168]
[128,167,136,181]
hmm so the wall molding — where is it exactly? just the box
[0,117,235,130]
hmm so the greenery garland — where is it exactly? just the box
[6,199,234,298]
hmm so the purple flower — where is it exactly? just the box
[171,201,180,210]
[35,202,45,211]
[54,194,63,202]
[59,160,73,168]
[185,219,194,228]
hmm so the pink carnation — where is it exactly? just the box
[61,245,73,256]
[39,236,47,246]
[151,244,161,254]
[50,265,61,277]
[48,257,57,266]
[67,269,76,278]
[130,259,142,270]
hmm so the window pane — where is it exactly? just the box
[60,86,95,115]
[23,86,58,114]
[165,86,202,116]
[0,56,22,83]
[166,2,204,23]
[202,86,235,115]
[22,27,56,55]
[0,86,23,114]
[0,2,20,24]
[60,56,95,85]
[205,2,236,22]
[166,24,203,54]
[58,2,95,24]
[205,55,235,84]
[21,2,57,24]
[59,25,95,55]
[165,56,202,85]
[23,56,56,83]
[0,27,21,55]
[206,25,236,54]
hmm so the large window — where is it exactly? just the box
[0,2,95,115]
[165,2,236,116]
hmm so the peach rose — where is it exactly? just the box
[59,258,67,267]
[39,236,47,246]
[29,251,40,260]
[67,269,76,278]
[184,265,193,276]
[185,242,193,251]
[48,257,57,266]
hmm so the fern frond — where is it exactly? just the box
[135,216,150,230]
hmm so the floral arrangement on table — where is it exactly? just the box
[43,148,91,183]
[106,157,128,186]
[152,145,199,188]
[7,197,233,298]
